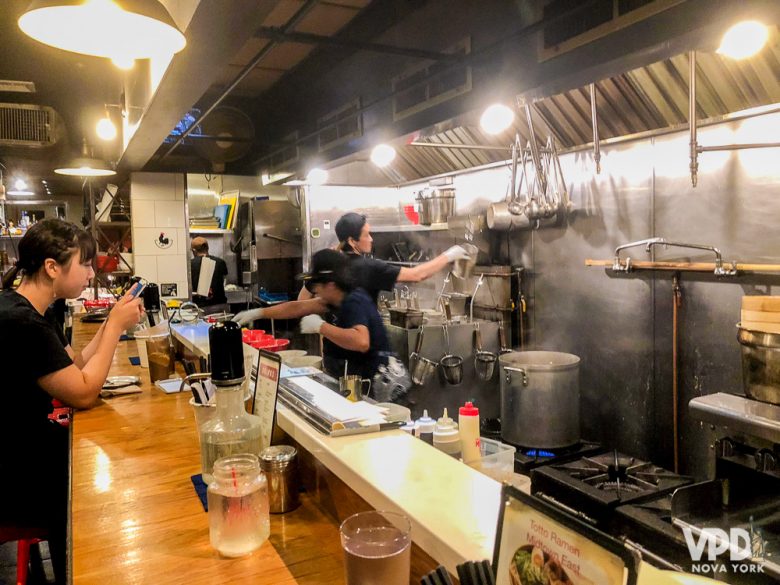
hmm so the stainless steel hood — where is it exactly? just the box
[350,44,780,185]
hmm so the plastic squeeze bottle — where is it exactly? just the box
[459,401,481,464]
[414,410,436,445]
[432,408,460,458]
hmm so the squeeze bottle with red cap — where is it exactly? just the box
[459,401,481,464]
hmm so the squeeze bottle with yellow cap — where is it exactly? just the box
[458,401,481,464]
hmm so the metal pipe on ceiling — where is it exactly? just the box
[590,83,601,174]
[159,0,320,162]
[409,141,510,152]
[254,27,459,63]
[689,50,699,187]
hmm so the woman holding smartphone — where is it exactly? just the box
[0,218,144,583]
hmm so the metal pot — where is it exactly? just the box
[440,292,471,317]
[487,201,533,231]
[737,325,780,406]
[389,307,423,329]
[417,189,455,225]
[499,351,580,449]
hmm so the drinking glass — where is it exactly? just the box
[340,510,411,585]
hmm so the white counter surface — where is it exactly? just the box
[277,405,503,574]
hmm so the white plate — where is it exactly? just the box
[103,375,141,389]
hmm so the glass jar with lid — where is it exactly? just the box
[207,454,269,557]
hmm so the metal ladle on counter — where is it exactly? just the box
[440,323,464,385]
[474,323,497,381]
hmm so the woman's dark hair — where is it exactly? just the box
[1,218,96,289]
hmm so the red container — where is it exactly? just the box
[95,255,118,273]
[242,329,266,343]
[268,339,290,352]
[249,338,276,349]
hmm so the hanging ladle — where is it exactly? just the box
[440,323,464,385]
[474,323,497,381]
[497,319,513,355]
[409,324,438,386]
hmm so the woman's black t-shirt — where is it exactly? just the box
[0,290,72,467]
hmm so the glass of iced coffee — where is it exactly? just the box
[340,510,411,585]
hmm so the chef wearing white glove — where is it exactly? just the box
[296,212,476,305]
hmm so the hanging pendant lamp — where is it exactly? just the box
[18,0,186,60]
[55,140,116,177]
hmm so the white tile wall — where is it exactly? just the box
[131,172,189,299]
[133,227,180,256]
[154,200,185,228]
[133,254,158,283]
[131,200,156,227]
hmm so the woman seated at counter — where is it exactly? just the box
[0,219,144,583]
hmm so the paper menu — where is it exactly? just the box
[285,376,386,423]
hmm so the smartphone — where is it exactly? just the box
[127,279,147,299]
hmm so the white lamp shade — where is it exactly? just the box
[18,0,186,60]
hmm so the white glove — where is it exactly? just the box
[444,244,471,262]
[300,314,325,334]
[232,308,264,326]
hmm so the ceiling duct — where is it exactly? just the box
[539,0,685,61]
[0,103,59,147]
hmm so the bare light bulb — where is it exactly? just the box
[480,104,515,135]
[96,117,117,140]
[370,144,396,167]
[14,178,27,191]
[306,168,328,185]
[717,21,769,60]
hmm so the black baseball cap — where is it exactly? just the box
[297,249,352,289]
[335,212,367,243]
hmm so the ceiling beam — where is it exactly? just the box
[117,0,279,171]
[254,27,461,63]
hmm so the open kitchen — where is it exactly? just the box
[0,1,779,584]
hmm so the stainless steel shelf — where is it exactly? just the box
[189,228,232,234]
[689,392,780,443]
[370,223,448,233]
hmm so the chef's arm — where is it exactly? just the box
[397,253,451,283]
[319,323,370,353]
[297,286,313,300]
[262,297,327,319]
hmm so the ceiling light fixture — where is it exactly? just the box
[480,103,515,135]
[717,21,770,60]
[55,140,116,176]
[18,0,186,60]
[111,54,135,70]
[96,114,117,141]
[14,178,28,191]
[370,144,396,167]
[306,168,328,185]
[8,190,35,196]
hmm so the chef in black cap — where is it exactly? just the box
[302,212,471,304]
[234,212,472,325]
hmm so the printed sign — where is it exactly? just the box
[251,349,281,452]
[493,488,636,585]
[154,231,173,249]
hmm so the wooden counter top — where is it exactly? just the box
[70,321,345,584]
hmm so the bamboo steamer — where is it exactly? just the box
[741,297,780,333]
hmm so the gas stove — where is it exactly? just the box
[530,450,693,526]
[513,440,603,474]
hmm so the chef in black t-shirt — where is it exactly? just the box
[299,212,472,304]
[293,249,391,380]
